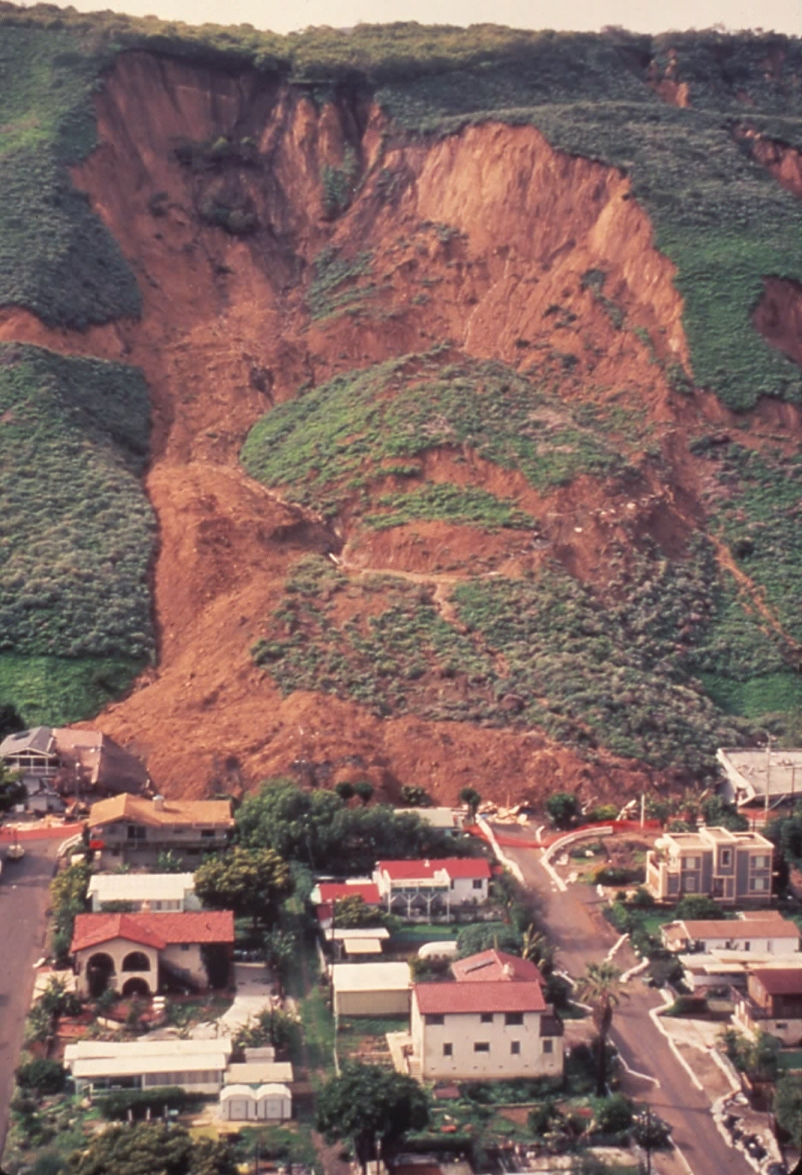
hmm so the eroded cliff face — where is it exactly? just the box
[1,50,799,802]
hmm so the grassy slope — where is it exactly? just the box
[241,353,624,520]
[0,344,155,725]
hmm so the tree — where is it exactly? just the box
[335,781,355,802]
[545,791,581,830]
[236,781,474,874]
[333,895,387,929]
[520,924,554,974]
[631,1108,672,1151]
[399,785,432,807]
[0,762,26,813]
[16,1058,66,1095]
[701,796,748,832]
[768,800,802,869]
[459,787,482,821]
[66,1122,237,1175]
[0,702,23,741]
[193,847,292,928]
[352,780,374,805]
[592,1093,634,1134]
[673,894,721,920]
[316,1062,429,1173]
[775,1073,802,1164]
[575,961,627,1096]
[261,928,298,996]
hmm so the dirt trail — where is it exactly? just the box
[5,50,798,803]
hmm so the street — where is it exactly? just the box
[0,836,62,1146]
[499,833,757,1175]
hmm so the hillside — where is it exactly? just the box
[0,7,801,804]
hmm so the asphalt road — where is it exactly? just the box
[499,833,756,1175]
[0,837,61,1146]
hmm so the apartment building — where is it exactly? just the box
[645,826,774,905]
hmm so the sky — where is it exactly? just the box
[18,0,801,36]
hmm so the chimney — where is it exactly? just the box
[153,795,165,811]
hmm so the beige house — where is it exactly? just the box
[661,911,800,955]
[406,950,563,1082]
[87,872,200,913]
[88,794,233,867]
[65,1038,232,1095]
[71,910,234,997]
[645,827,774,905]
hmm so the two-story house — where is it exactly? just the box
[407,949,563,1081]
[0,725,149,805]
[645,826,774,905]
[71,910,235,997]
[373,858,491,919]
[88,794,233,867]
[733,968,802,1045]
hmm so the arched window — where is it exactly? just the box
[122,951,151,972]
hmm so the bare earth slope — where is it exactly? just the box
[2,50,800,802]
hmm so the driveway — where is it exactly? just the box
[0,835,61,1146]
[499,832,757,1175]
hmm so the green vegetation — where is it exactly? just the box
[235,779,480,874]
[0,24,140,327]
[306,246,374,320]
[316,1061,429,1173]
[365,483,534,531]
[255,545,754,775]
[242,353,622,519]
[0,344,155,723]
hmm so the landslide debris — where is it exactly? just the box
[0,11,801,801]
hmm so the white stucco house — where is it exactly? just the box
[373,857,492,918]
[402,949,563,1082]
[70,910,234,997]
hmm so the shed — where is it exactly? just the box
[224,1061,294,1086]
[220,1084,257,1121]
[332,961,411,1016]
[255,1082,292,1120]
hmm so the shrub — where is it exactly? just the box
[592,1093,634,1134]
[546,792,581,830]
[16,1059,66,1095]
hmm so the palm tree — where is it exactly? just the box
[520,925,553,974]
[575,961,627,1096]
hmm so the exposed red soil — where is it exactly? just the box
[738,127,802,199]
[2,50,800,805]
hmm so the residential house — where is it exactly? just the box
[644,826,774,905]
[717,747,802,811]
[70,909,234,997]
[733,968,802,1046]
[87,872,200,913]
[406,949,563,1081]
[0,726,149,804]
[661,911,800,955]
[64,1037,233,1095]
[88,794,233,867]
[373,858,492,919]
[332,961,412,1016]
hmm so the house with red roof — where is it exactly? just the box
[733,967,802,1045]
[70,910,234,999]
[373,857,492,919]
[405,948,563,1081]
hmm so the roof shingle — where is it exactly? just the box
[71,910,235,953]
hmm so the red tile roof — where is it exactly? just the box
[318,883,381,905]
[678,918,799,939]
[749,968,802,996]
[376,858,491,882]
[451,949,544,984]
[71,910,235,954]
[414,980,547,1015]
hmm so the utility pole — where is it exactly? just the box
[765,734,772,824]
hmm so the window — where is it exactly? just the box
[505,1012,524,1026]
[542,1040,553,1054]
[720,849,732,867]
[510,1041,521,1055]
[480,1012,493,1023]
[749,876,769,891]
[752,855,771,870]
[474,1042,490,1053]
[443,1043,453,1057]
[472,879,484,890]
[126,825,146,840]
[426,1014,445,1026]
[201,829,216,839]
[683,856,700,869]
[712,878,725,897]
[683,877,698,893]
[180,943,191,952]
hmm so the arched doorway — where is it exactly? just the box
[121,976,151,998]
[121,951,151,973]
[86,952,115,998]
